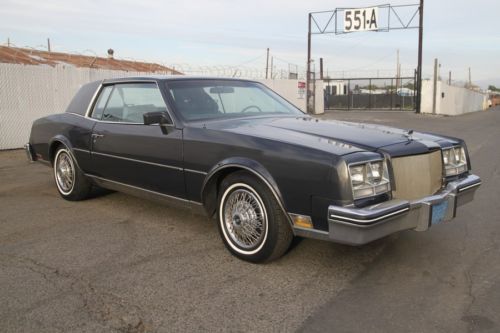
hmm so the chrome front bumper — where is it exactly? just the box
[326,174,481,245]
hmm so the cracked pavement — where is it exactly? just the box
[1,107,499,332]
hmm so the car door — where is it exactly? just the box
[88,82,185,199]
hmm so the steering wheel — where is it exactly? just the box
[241,105,262,113]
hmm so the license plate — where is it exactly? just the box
[431,201,449,225]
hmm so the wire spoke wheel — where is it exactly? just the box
[55,150,75,194]
[222,187,267,251]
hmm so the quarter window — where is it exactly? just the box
[100,83,168,123]
[91,86,113,120]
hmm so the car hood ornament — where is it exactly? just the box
[404,129,414,141]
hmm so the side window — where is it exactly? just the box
[91,86,113,120]
[101,83,167,123]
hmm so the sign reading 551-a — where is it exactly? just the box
[344,7,379,32]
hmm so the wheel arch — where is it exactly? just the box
[200,157,292,227]
[48,135,79,168]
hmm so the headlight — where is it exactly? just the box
[442,146,468,176]
[349,160,391,200]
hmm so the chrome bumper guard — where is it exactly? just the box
[327,174,481,245]
[24,143,35,162]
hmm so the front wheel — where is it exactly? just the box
[217,171,293,263]
[53,146,92,201]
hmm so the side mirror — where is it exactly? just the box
[143,111,172,126]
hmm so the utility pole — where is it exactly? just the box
[416,0,424,113]
[47,38,51,52]
[270,57,274,79]
[432,58,438,114]
[265,48,269,79]
[468,67,472,87]
[396,49,400,88]
[307,13,312,113]
[319,57,324,80]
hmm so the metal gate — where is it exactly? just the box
[323,75,417,111]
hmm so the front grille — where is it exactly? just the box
[391,150,443,200]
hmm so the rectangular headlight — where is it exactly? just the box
[349,160,391,200]
[442,146,468,177]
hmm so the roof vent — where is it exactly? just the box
[107,48,114,59]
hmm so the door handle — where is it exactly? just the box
[91,134,104,143]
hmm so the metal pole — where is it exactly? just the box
[391,78,394,110]
[307,13,312,114]
[265,48,269,79]
[432,58,438,114]
[414,69,417,110]
[416,0,424,113]
[468,67,472,87]
[320,58,324,80]
[270,57,274,79]
[399,77,403,111]
[348,80,351,111]
[369,78,372,109]
[448,71,451,85]
[396,49,400,88]
[47,38,51,52]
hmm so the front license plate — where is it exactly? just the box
[431,201,449,225]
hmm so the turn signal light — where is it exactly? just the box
[290,214,313,229]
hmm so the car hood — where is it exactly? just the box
[196,116,458,156]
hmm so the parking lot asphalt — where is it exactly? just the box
[1,107,499,332]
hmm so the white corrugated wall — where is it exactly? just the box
[0,63,319,150]
[0,63,167,150]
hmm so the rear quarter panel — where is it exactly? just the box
[30,113,94,170]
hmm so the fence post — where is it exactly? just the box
[432,58,438,114]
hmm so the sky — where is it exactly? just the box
[1,0,499,87]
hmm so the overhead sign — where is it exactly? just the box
[343,7,379,32]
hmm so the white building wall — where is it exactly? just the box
[421,79,488,116]
[257,79,324,114]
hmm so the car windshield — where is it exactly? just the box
[166,80,304,121]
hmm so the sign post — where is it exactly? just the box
[306,2,423,113]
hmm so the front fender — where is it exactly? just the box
[201,157,291,225]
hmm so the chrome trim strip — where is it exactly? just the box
[184,168,208,175]
[72,147,90,153]
[68,111,159,126]
[330,207,410,224]
[86,174,202,205]
[293,226,330,241]
[294,226,328,235]
[71,148,207,175]
[67,112,87,118]
[458,181,482,192]
[84,82,104,117]
[91,151,183,171]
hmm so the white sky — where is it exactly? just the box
[1,0,499,86]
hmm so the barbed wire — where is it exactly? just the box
[2,42,476,84]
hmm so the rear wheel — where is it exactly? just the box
[53,146,92,201]
[217,171,293,263]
